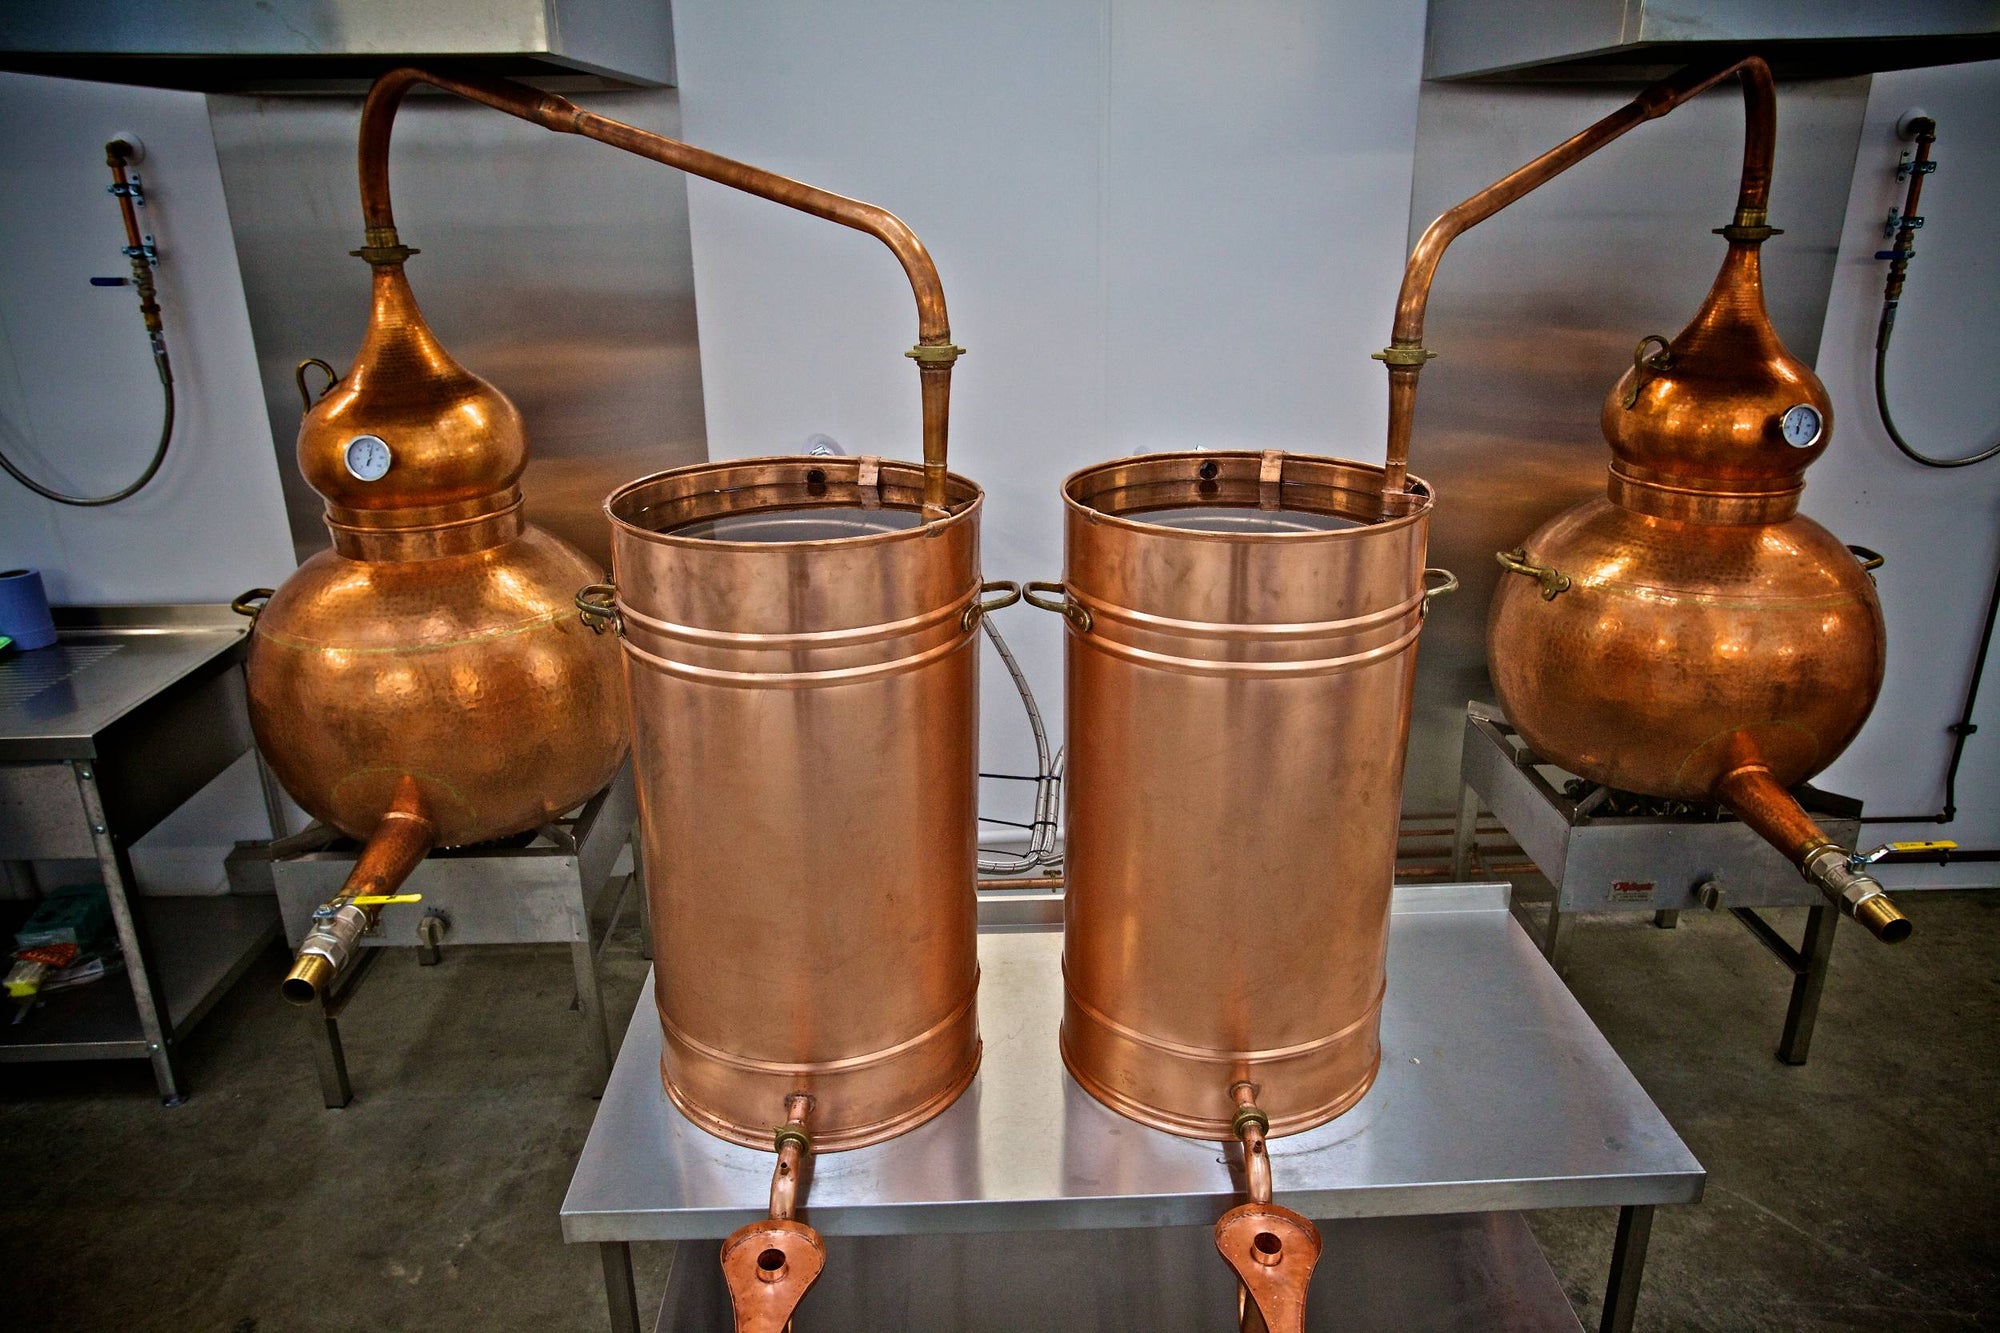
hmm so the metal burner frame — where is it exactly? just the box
[1450,705,1860,1064]
[226,762,644,1106]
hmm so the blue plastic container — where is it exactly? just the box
[0,568,58,651]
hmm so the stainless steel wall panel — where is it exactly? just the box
[207,88,706,569]
[1399,76,1868,812]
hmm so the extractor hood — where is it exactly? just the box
[0,0,674,90]
[1425,0,2000,81]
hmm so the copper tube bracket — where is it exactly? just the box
[720,1220,825,1333]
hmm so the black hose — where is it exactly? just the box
[0,340,175,506]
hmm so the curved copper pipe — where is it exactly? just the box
[355,67,961,514]
[1377,55,1775,496]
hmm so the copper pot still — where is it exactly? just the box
[245,78,631,1007]
[1035,451,1449,1331]
[1378,55,1908,943]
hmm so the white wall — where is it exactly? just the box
[0,73,296,603]
[670,0,1429,808]
[1808,59,2000,888]
[0,73,298,892]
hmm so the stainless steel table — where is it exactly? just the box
[563,883,1702,1331]
[0,604,284,1102]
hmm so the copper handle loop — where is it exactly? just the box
[1847,545,1885,573]
[1022,580,1091,633]
[230,588,274,620]
[961,580,1022,632]
[1496,548,1572,600]
[1621,334,1674,409]
[356,67,961,516]
[295,358,338,412]
[574,583,622,636]
[1378,55,1776,497]
[1419,567,1459,616]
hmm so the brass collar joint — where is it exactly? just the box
[1714,209,1782,244]
[1372,342,1437,367]
[906,342,966,365]
[351,225,421,266]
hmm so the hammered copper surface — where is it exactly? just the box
[245,254,626,849]
[609,458,984,1152]
[1455,58,1903,936]
[1056,452,1433,1141]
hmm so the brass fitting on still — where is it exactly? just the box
[1802,846,1912,943]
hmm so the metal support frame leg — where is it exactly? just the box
[304,946,381,1109]
[1778,904,1838,1065]
[572,924,616,1088]
[630,828,652,962]
[72,762,183,1104]
[600,1241,641,1333]
[1600,1203,1655,1333]
[1451,781,1480,880]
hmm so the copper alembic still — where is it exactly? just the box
[1374,54,1910,944]
[247,66,999,1330]
[1030,422,1451,1322]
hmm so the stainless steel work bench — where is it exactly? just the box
[562,882,1703,1331]
[0,604,284,1103]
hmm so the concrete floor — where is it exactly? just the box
[0,887,1994,1331]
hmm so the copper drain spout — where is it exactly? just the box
[1214,1084,1322,1333]
[721,1095,826,1333]
[354,66,962,516]
[282,775,435,1005]
[1717,764,1911,943]
[1376,54,1775,497]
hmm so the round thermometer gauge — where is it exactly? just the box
[343,434,393,481]
[1779,403,1824,450]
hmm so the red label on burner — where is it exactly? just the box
[1612,880,1656,900]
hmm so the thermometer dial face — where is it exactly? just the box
[1779,403,1824,450]
[343,434,393,481]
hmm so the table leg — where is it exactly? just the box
[1778,904,1838,1066]
[600,1241,641,1333]
[1544,898,1573,974]
[1600,1203,1654,1333]
[73,762,184,1104]
[1451,782,1480,880]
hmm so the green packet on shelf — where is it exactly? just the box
[16,883,112,950]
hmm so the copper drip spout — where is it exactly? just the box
[1214,1084,1322,1333]
[721,1095,826,1332]
[1376,55,1775,496]
[354,67,961,515]
[281,776,435,1005]
[1717,763,1912,943]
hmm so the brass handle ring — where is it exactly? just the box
[295,358,339,412]
[1496,548,1572,600]
[575,583,622,636]
[1621,333,1674,409]
[1420,567,1459,617]
[230,588,275,620]
[961,580,1022,633]
[1022,580,1091,633]
[1847,545,1885,573]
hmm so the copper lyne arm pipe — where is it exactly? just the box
[356,67,963,515]
[1376,55,1776,497]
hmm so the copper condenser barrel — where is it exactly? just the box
[604,456,995,1151]
[1048,450,1441,1139]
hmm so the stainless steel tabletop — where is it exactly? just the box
[562,882,1702,1243]
[0,605,249,760]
